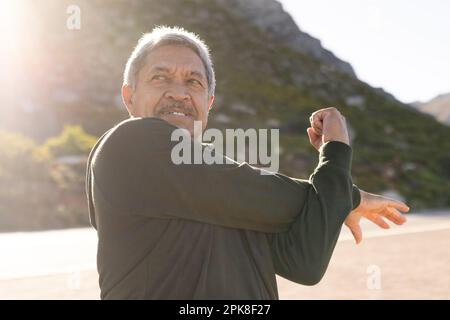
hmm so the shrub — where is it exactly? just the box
[40,125,97,158]
[0,130,51,181]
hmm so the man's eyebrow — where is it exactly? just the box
[148,66,206,83]
[190,70,206,80]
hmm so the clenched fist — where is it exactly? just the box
[307,107,350,151]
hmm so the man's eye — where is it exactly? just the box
[152,75,167,81]
[188,79,202,86]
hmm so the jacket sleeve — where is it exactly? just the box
[89,117,359,234]
[90,117,305,232]
[267,141,360,285]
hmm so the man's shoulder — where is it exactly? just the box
[89,117,177,165]
[110,117,177,139]
[103,117,177,147]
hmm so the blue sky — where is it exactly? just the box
[278,0,450,103]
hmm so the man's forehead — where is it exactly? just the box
[144,46,206,77]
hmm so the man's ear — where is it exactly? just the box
[208,95,215,111]
[122,84,134,116]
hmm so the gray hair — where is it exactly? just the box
[123,26,216,97]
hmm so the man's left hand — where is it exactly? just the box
[345,190,410,244]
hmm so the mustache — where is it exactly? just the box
[156,101,196,116]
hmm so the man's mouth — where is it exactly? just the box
[159,107,195,119]
[162,110,192,117]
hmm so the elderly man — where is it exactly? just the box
[86,26,409,299]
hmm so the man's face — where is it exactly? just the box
[122,45,214,136]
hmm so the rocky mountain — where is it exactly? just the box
[410,93,450,126]
[216,0,356,78]
[2,0,450,214]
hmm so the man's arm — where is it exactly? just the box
[268,140,357,285]
[269,107,409,285]
[90,117,359,233]
[307,107,409,245]
[91,117,304,232]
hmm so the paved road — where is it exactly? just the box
[1,210,449,299]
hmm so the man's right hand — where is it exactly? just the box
[307,107,350,151]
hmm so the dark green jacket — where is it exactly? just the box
[86,117,361,299]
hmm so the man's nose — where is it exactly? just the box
[165,83,190,101]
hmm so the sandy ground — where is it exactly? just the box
[1,210,449,300]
